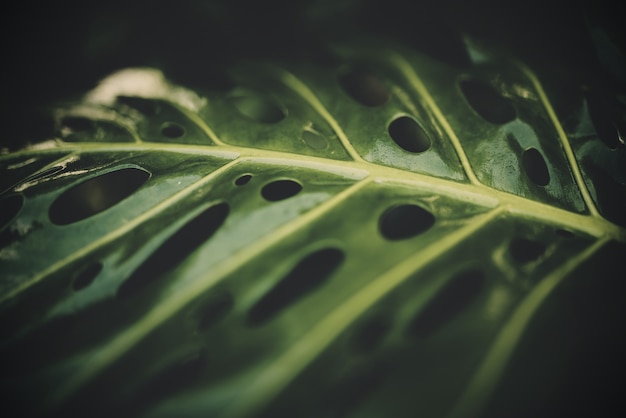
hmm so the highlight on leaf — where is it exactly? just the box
[0,9,624,418]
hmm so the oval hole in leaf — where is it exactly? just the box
[352,315,391,353]
[117,202,229,298]
[261,179,302,201]
[231,94,285,123]
[72,261,103,291]
[0,194,24,230]
[459,79,516,124]
[522,148,550,186]
[408,268,484,338]
[116,96,160,115]
[247,247,345,326]
[339,70,390,107]
[49,167,150,225]
[388,116,431,153]
[161,122,185,138]
[197,291,234,331]
[509,237,547,264]
[379,204,435,240]
[301,129,328,150]
[234,174,252,186]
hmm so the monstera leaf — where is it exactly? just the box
[1,1,625,417]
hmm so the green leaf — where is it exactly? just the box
[1,3,625,418]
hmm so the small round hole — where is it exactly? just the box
[261,179,302,201]
[235,174,252,186]
[161,122,185,138]
[388,116,431,153]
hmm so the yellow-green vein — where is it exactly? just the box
[447,236,609,418]
[0,158,240,305]
[11,141,624,242]
[218,206,506,418]
[46,176,373,408]
[171,103,226,146]
[386,51,481,185]
[269,66,365,162]
[518,63,600,217]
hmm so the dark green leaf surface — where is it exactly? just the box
[1,1,625,417]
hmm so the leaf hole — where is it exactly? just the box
[117,202,229,298]
[234,174,252,186]
[459,79,516,124]
[522,147,550,186]
[379,204,435,240]
[247,247,345,326]
[301,129,328,150]
[49,167,150,225]
[161,122,185,138]
[261,179,302,201]
[116,96,160,116]
[339,70,390,107]
[408,268,484,338]
[231,93,285,123]
[0,194,24,230]
[72,262,103,291]
[388,116,431,153]
[197,291,234,331]
[509,237,547,264]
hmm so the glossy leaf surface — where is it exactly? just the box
[1,2,625,418]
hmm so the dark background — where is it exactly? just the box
[1,1,625,417]
[3,0,624,150]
